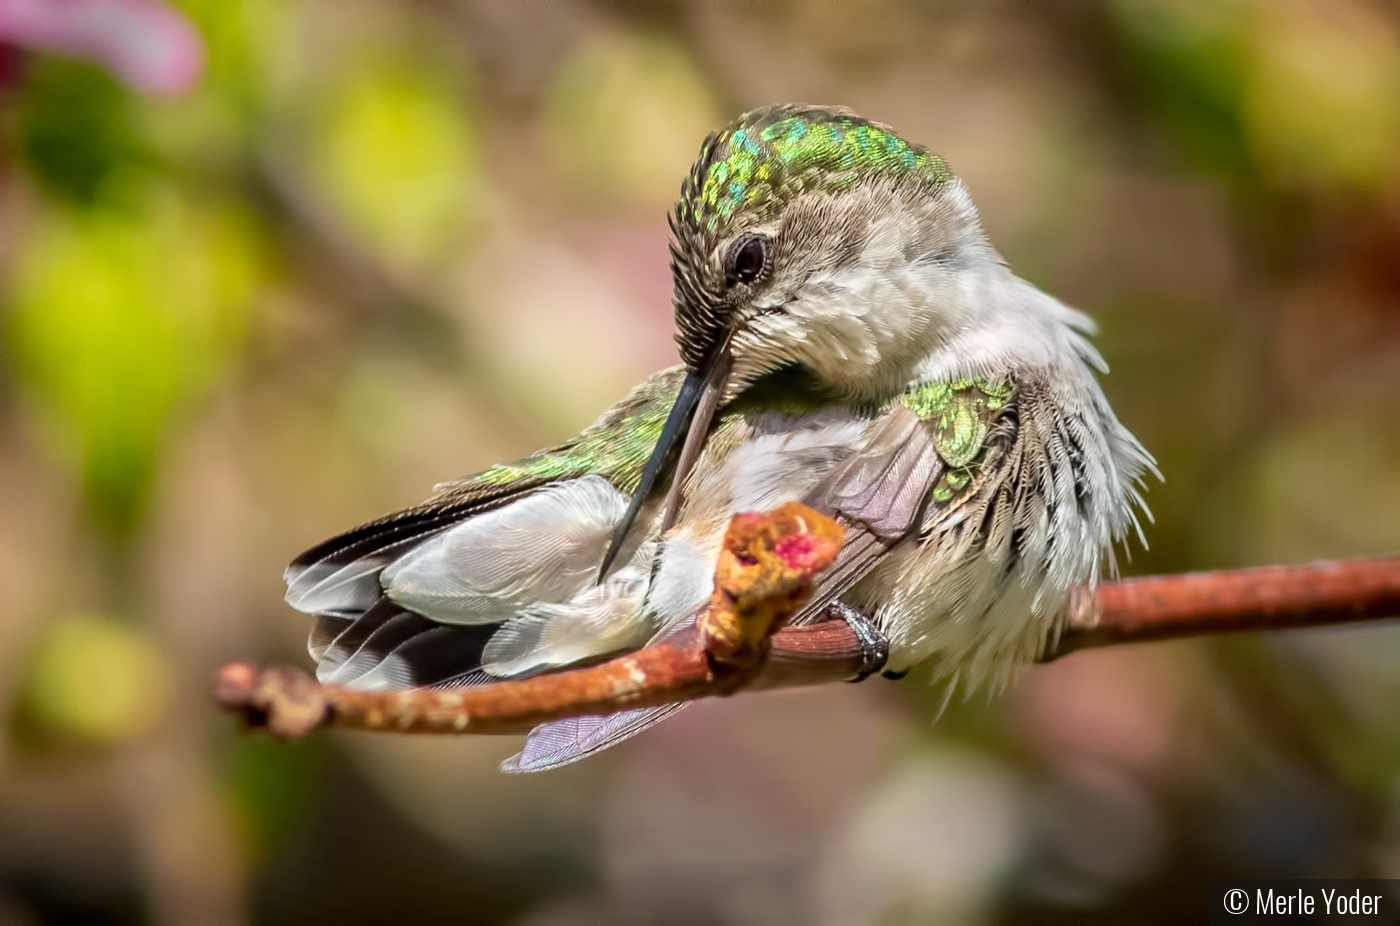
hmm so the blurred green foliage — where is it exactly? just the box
[1109,1,1254,178]
[1112,0,1400,191]
[18,59,154,205]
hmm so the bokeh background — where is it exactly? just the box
[0,1,1398,923]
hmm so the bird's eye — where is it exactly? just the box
[728,236,766,286]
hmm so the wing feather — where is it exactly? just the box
[284,487,548,618]
[502,705,688,773]
[501,408,949,772]
[287,367,687,692]
[790,406,944,626]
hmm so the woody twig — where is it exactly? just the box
[1046,555,1400,657]
[215,507,1400,738]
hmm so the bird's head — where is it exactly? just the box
[603,104,996,568]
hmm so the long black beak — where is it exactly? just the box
[598,345,733,579]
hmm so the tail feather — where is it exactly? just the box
[314,598,404,680]
[324,610,436,685]
[309,615,353,661]
[353,623,496,690]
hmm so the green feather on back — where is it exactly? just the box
[444,368,1013,516]
[462,367,686,496]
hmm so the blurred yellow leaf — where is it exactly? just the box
[27,615,173,743]
[544,32,720,205]
[313,67,479,271]
[8,189,263,533]
[1244,3,1400,189]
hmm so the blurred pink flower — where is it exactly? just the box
[0,0,204,97]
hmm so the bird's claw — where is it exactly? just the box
[828,601,889,681]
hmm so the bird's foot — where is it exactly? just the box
[827,602,889,682]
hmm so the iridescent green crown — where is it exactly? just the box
[679,105,951,232]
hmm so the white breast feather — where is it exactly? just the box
[867,275,1155,689]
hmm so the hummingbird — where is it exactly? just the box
[284,104,1154,771]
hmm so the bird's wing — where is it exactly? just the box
[500,705,689,774]
[505,383,1019,772]
[789,403,944,625]
[285,367,687,689]
[793,377,1019,626]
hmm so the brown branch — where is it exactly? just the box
[216,519,1400,739]
[1046,555,1400,658]
[215,632,718,738]
[776,555,1400,663]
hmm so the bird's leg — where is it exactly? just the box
[825,601,889,682]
